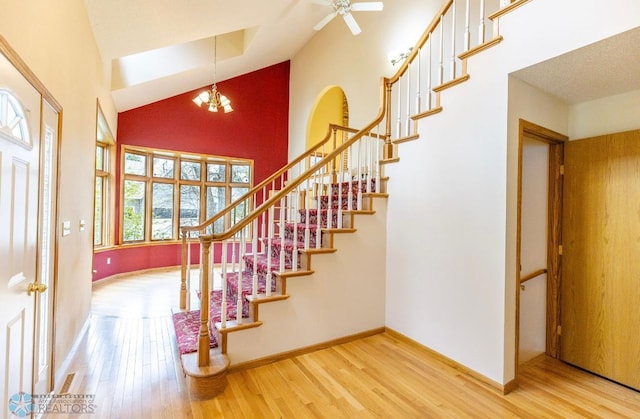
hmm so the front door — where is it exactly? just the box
[0,39,57,418]
[561,129,640,391]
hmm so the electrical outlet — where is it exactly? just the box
[106,257,111,265]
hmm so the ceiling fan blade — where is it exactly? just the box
[343,12,361,35]
[351,2,384,12]
[314,11,338,30]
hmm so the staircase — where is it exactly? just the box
[171,0,531,399]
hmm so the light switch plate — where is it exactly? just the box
[62,221,71,236]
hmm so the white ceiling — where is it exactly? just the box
[512,26,640,105]
[84,0,344,111]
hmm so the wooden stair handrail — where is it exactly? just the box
[197,77,389,244]
[180,123,360,235]
[389,0,454,83]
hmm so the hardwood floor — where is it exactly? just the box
[51,268,640,418]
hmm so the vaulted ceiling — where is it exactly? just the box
[84,0,338,111]
[84,1,640,113]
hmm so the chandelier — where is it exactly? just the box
[193,36,233,113]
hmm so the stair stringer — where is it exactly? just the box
[224,196,388,366]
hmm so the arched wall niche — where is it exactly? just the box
[306,85,349,149]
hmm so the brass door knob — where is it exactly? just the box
[27,282,47,296]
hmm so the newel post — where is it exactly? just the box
[197,237,212,367]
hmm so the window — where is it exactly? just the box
[94,105,115,248]
[120,145,253,243]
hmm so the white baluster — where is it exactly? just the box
[337,150,344,229]
[304,203,311,249]
[252,218,258,299]
[406,64,411,137]
[348,144,354,212]
[375,134,381,191]
[266,206,274,297]
[416,48,422,114]
[366,136,372,194]
[479,0,486,44]
[186,238,191,310]
[208,239,214,297]
[237,228,245,324]
[315,164,322,249]
[221,240,227,328]
[439,14,445,85]
[292,188,298,272]
[396,78,402,138]
[464,0,471,51]
[427,37,432,109]
[231,225,237,274]
[357,139,363,210]
[279,196,285,270]
[450,0,457,80]
[261,188,267,250]
[327,164,333,231]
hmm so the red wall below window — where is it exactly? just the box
[93,61,290,282]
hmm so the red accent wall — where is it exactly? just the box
[93,61,290,281]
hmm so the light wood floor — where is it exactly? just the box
[51,268,640,418]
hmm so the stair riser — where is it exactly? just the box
[225,272,277,304]
[283,223,321,248]
[298,210,340,229]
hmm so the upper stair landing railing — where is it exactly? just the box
[386,0,530,143]
[178,0,531,372]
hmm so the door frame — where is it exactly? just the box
[0,36,63,392]
[515,119,567,378]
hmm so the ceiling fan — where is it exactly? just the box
[312,0,384,35]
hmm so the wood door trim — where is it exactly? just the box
[516,119,567,380]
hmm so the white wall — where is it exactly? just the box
[289,0,446,160]
[384,0,640,386]
[227,198,387,365]
[0,0,116,380]
[569,89,640,139]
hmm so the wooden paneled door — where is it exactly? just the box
[561,129,640,391]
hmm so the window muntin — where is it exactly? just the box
[120,146,253,243]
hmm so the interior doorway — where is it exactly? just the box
[515,119,566,377]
